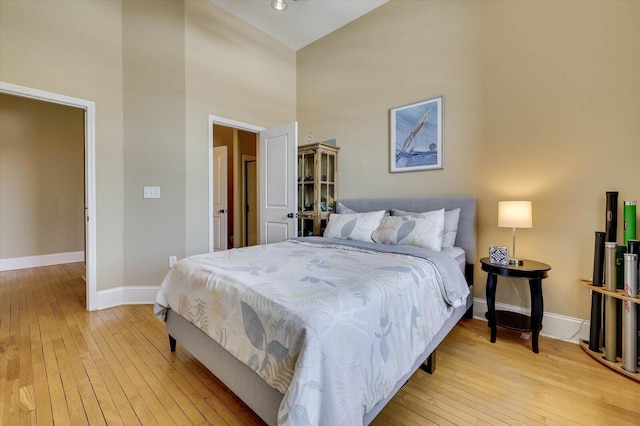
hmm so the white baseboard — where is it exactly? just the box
[96,285,159,310]
[0,251,84,271]
[472,297,589,344]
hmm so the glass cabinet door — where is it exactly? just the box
[320,152,336,212]
[298,217,314,237]
[299,152,315,212]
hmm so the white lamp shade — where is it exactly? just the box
[498,201,533,229]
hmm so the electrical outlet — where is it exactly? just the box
[143,186,161,199]
[169,256,177,268]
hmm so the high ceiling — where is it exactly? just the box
[210,0,389,51]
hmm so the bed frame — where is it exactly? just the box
[165,197,476,425]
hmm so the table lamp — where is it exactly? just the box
[498,201,533,265]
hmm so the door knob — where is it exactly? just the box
[219,209,227,213]
[287,213,295,218]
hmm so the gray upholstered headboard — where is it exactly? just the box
[338,197,477,264]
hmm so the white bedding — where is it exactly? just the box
[442,246,466,272]
[155,238,469,426]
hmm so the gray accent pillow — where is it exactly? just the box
[390,208,461,249]
[372,211,445,251]
[323,211,386,242]
[336,202,358,214]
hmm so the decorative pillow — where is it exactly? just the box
[390,208,460,249]
[336,202,358,214]
[323,210,386,242]
[372,210,445,251]
[336,202,391,216]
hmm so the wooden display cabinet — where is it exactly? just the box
[297,142,339,236]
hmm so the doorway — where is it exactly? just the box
[208,116,298,250]
[0,81,97,311]
[209,115,264,252]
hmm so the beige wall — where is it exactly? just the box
[297,0,640,321]
[0,94,84,258]
[122,0,186,286]
[0,0,124,289]
[0,0,296,291]
[184,0,296,256]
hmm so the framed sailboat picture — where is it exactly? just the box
[390,96,443,172]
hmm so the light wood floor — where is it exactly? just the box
[1,263,638,425]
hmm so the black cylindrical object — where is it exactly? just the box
[593,231,606,287]
[605,191,618,243]
[588,294,603,352]
[589,231,606,352]
[628,239,640,257]
[604,192,619,357]
[615,246,626,358]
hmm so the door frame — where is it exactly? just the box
[208,114,264,252]
[0,81,97,311]
[241,154,257,247]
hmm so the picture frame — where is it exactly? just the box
[390,96,443,173]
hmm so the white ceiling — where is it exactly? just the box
[210,0,389,51]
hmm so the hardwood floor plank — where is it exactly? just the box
[52,333,87,425]
[86,356,133,425]
[77,382,108,426]
[19,384,36,426]
[122,361,174,425]
[46,373,71,424]
[30,323,53,425]
[2,379,20,426]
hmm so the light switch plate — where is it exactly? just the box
[143,186,160,199]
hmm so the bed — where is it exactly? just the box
[154,197,476,425]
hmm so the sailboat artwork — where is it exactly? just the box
[390,96,443,172]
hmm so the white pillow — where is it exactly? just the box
[336,202,358,214]
[390,208,460,249]
[323,210,386,242]
[372,210,445,251]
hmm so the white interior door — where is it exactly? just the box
[213,145,228,251]
[259,122,297,244]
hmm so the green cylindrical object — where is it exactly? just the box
[624,200,636,245]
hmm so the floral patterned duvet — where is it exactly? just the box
[154,237,469,426]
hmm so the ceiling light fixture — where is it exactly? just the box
[271,0,288,11]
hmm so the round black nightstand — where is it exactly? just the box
[480,257,551,353]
